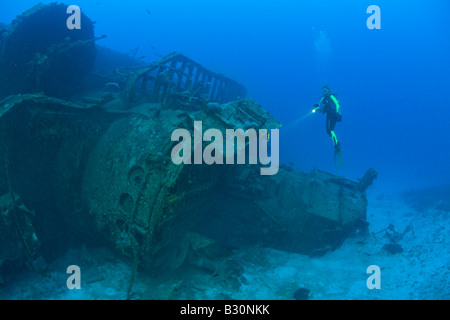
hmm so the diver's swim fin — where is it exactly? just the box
[334,142,343,169]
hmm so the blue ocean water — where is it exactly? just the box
[2,0,449,192]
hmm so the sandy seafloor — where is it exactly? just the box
[1,190,449,300]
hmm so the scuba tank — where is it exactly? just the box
[335,96,342,122]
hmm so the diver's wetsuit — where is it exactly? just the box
[326,110,337,139]
[319,93,341,149]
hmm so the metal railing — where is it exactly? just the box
[122,52,246,106]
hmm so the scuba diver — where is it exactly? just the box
[313,84,343,168]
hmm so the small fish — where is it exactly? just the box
[146,9,151,15]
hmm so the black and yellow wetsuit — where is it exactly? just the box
[319,93,341,149]
[317,93,342,167]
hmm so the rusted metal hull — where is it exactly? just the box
[0,93,371,277]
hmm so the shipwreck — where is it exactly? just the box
[0,3,376,286]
